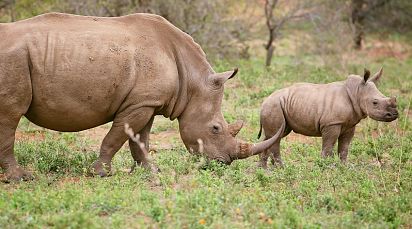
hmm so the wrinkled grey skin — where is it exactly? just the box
[258,68,398,168]
[0,13,282,181]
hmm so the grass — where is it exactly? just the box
[1,53,411,228]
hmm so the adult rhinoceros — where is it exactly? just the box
[0,13,281,181]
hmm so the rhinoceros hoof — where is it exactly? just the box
[5,167,34,182]
[89,161,112,177]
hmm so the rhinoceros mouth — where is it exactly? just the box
[371,112,398,122]
[383,112,398,122]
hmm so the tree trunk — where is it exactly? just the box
[351,0,365,50]
[264,0,277,67]
[265,44,275,67]
[137,0,152,13]
[265,29,276,67]
[353,22,363,50]
[0,0,15,22]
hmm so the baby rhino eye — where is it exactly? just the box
[373,100,378,105]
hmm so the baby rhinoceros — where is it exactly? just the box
[257,68,398,168]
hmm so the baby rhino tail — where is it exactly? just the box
[257,119,286,141]
[257,122,263,139]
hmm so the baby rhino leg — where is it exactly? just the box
[258,103,286,168]
[259,129,287,168]
[321,125,342,158]
[268,140,282,166]
[338,127,355,162]
[258,150,271,169]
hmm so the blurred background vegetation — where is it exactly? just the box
[0,0,411,66]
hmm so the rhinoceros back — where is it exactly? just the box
[7,13,179,131]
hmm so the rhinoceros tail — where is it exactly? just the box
[257,122,263,139]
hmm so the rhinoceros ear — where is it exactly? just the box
[363,68,371,83]
[369,67,383,83]
[209,68,238,88]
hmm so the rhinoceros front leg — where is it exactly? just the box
[128,116,159,173]
[338,127,355,162]
[321,125,342,158]
[90,107,155,177]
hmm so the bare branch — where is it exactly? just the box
[124,123,149,173]
[264,0,315,66]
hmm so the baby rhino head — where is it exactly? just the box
[358,68,398,122]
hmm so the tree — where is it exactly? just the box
[264,0,311,67]
[0,0,15,22]
[350,0,391,49]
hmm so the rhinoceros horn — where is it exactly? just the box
[231,122,285,160]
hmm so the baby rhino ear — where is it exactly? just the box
[363,67,383,84]
[369,67,383,83]
[209,68,238,88]
[363,68,371,83]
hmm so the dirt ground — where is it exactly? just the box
[15,118,182,152]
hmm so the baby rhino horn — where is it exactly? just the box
[390,97,397,105]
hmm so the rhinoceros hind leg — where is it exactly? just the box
[0,57,32,181]
[128,116,159,173]
[0,119,33,182]
[4,166,34,182]
[321,125,342,158]
[90,107,155,177]
[338,127,355,162]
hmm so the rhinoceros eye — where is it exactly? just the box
[373,100,378,106]
[211,124,222,134]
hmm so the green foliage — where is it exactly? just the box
[1,54,411,228]
[365,0,412,33]
[14,133,97,176]
[0,0,254,59]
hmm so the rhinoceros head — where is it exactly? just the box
[357,68,398,122]
[178,69,278,164]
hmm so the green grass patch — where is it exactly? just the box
[1,55,411,228]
